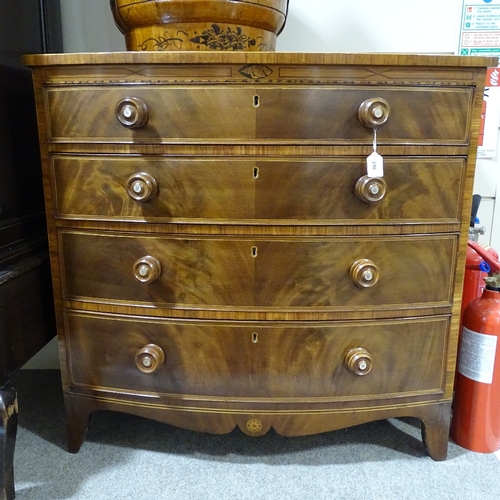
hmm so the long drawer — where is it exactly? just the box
[51,156,465,223]
[59,231,456,309]
[45,85,472,144]
[65,311,448,399]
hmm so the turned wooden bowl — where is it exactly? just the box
[110,0,289,51]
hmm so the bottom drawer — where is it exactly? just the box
[65,311,448,400]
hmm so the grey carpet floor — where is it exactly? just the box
[10,370,500,500]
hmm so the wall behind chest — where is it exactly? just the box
[278,0,460,53]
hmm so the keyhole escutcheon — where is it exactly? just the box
[251,246,258,258]
[253,167,259,179]
[253,94,260,108]
[252,332,259,343]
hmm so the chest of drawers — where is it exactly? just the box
[24,52,495,460]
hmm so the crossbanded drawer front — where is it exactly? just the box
[51,156,465,223]
[65,311,448,399]
[59,231,456,309]
[45,86,472,144]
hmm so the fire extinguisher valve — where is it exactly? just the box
[479,261,491,273]
[484,275,500,291]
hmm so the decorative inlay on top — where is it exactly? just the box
[139,30,187,51]
[239,64,274,80]
[191,24,270,51]
[139,24,272,51]
[41,66,479,87]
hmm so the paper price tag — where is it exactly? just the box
[367,151,384,178]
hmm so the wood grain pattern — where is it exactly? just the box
[25,52,494,460]
[23,51,498,68]
[65,311,448,400]
[51,156,465,223]
[59,231,456,311]
[45,86,472,144]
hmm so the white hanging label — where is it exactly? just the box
[367,128,384,178]
[458,326,497,384]
[367,152,384,178]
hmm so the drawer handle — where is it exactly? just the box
[358,97,390,128]
[349,258,380,288]
[133,255,161,284]
[127,172,158,202]
[355,175,387,204]
[135,344,165,374]
[344,347,373,376]
[116,97,149,128]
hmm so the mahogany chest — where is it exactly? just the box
[24,52,495,460]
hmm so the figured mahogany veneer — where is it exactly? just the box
[65,312,448,399]
[51,156,466,223]
[59,231,456,314]
[24,51,496,460]
[45,86,472,144]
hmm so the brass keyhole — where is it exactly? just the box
[251,246,258,258]
[253,94,260,107]
[252,332,259,343]
[253,167,259,179]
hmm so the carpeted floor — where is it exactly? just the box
[10,370,500,500]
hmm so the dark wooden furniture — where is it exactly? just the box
[0,1,61,498]
[24,51,495,461]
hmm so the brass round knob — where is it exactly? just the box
[126,172,158,202]
[358,97,391,128]
[349,258,380,288]
[116,97,149,128]
[135,344,165,373]
[133,255,161,284]
[355,175,387,204]
[344,347,373,376]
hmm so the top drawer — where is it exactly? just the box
[44,85,473,145]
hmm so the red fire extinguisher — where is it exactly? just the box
[451,240,500,453]
[461,244,495,318]
[461,194,499,322]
